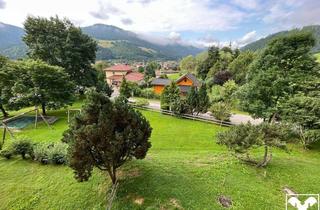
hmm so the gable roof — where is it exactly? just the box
[176,73,200,87]
[179,85,192,93]
[151,78,171,86]
[125,72,144,82]
[105,64,133,72]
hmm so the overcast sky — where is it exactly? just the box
[0,0,319,47]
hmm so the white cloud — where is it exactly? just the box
[0,0,5,9]
[0,0,247,32]
[168,32,181,42]
[232,0,258,10]
[194,30,258,48]
[236,30,257,46]
[121,18,133,25]
[262,0,320,30]
[90,1,123,20]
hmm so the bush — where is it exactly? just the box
[171,99,189,116]
[33,143,51,164]
[140,88,160,99]
[210,102,231,122]
[135,98,149,107]
[34,143,68,165]
[12,138,34,159]
[47,143,68,165]
[0,149,13,159]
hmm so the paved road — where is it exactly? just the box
[130,98,263,125]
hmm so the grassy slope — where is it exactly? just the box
[0,106,320,209]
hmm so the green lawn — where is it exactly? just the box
[0,105,320,209]
[167,73,181,81]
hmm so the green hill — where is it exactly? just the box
[242,25,320,53]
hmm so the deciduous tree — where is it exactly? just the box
[8,59,75,115]
[23,16,97,88]
[239,31,320,121]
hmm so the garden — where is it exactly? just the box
[1,102,320,210]
[0,16,320,210]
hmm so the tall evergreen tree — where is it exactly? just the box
[196,85,210,114]
[186,86,198,114]
[119,77,131,99]
[197,46,220,79]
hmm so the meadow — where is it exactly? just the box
[0,103,320,210]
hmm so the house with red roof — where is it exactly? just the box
[104,64,144,86]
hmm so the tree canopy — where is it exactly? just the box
[63,90,152,184]
[239,31,320,121]
[2,59,75,115]
[23,16,98,88]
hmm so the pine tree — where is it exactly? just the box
[63,90,152,184]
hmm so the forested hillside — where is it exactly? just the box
[242,25,320,53]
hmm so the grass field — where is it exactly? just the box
[0,103,320,210]
[167,73,181,81]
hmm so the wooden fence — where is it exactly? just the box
[131,104,233,127]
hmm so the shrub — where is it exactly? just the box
[12,138,34,159]
[33,143,51,164]
[171,99,189,116]
[140,88,159,99]
[210,102,231,122]
[135,98,149,107]
[47,143,68,165]
[0,149,13,159]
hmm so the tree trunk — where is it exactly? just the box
[41,103,47,116]
[257,145,272,167]
[108,167,117,185]
[0,104,8,118]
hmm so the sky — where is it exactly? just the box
[0,0,320,48]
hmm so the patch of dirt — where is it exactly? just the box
[118,168,141,179]
[283,186,297,196]
[159,198,184,210]
[133,196,144,205]
[218,195,232,208]
[170,198,183,209]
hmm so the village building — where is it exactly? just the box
[151,73,200,95]
[104,64,144,86]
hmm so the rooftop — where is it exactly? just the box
[105,64,133,72]
[176,73,201,87]
[151,78,172,86]
[125,72,144,82]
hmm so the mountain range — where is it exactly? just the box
[0,22,202,61]
[242,25,320,53]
